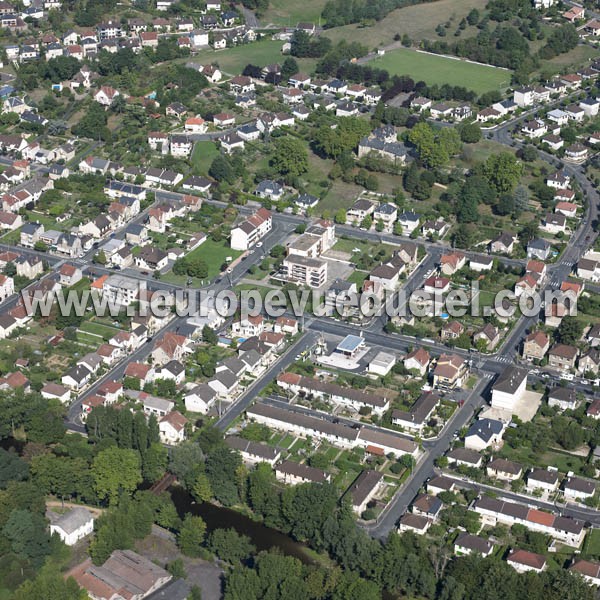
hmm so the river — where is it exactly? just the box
[169,485,400,599]
[169,485,317,564]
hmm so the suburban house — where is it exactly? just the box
[548,387,578,411]
[404,347,430,375]
[446,447,483,469]
[526,467,560,494]
[487,458,523,481]
[226,436,282,465]
[277,372,390,416]
[345,469,384,514]
[464,418,505,451]
[563,476,596,502]
[159,410,188,444]
[507,549,547,574]
[548,344,579,371]
[454,533,494,557]
[391,391,440,433]
[522,330,550,361]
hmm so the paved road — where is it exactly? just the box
[214,331,320,430]
[366,378,490,538]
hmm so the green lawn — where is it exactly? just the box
[371,48,512,95]
[190,141,219,177]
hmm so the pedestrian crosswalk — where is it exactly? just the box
[494,355,513,363]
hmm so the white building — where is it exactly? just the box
[490,366,528,411]
[49,507,94,546]
[230,208,272,251]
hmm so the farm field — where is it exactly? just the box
[371,48,512,94]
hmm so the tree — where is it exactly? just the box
[93,250,107,265]
[519,144,537,162]
[202,325,218,345]
[314,117,371,159]
[14,566,87,600]
[209,155,235,184]
[177,514,207,557]
[72,103,110,141]
[208,528,255,563]
[452,223,476,249]
[205,447,243,506]
[494,194,515,216]
[408,123,461,168]
[142,442,168,483]
[460,123,481,143]
[483,152,523,194]
[191,472,213,503]
[92,447,142,505]
[3,509,51,565]
[270,137,308,179]
[280,57,298,81]
[0,448,29,488]
[557,316,583,346]
[169,442,204,488]
[334,209,347,224]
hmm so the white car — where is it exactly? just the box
[256,241,263,248]
[562,373,574,381]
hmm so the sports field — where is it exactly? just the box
[192,39,316,76]
[371,48,512,95]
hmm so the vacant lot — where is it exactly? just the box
[371,49,512,94]
[324,0,488,48]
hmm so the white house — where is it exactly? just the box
[159,410,188,444]
[49,507,94,546]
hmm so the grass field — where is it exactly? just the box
[262,0,327,26]
[190,141,219,177]
[324,0,488,48]
[371,48,511,94]
[192,39,316,76]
